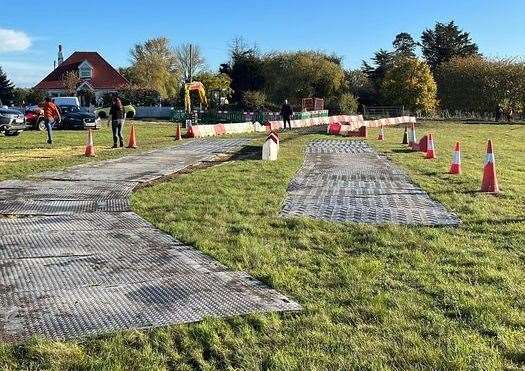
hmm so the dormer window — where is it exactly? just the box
[78,60,92,79]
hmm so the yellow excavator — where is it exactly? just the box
[184,81,208,112]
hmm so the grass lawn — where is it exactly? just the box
[1,122,524,370]
[0,120,179,180]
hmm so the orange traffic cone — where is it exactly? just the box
[175,123,182,140]
[127,124,137,149]
[84,129,96,157]
[186,126,195,138]
[377,125,385,141]
[481,139,500,193]
[402,126,408,144]
[449,142,461,174]
[425,133,436,159]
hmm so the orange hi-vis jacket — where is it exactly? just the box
[43,101,60,119]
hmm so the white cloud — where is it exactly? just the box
[0,28,31,53]
[0,61,51,87]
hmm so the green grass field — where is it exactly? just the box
[0,121,178,181]
[1,122,524,370]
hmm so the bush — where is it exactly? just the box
[326,93,359,115]
[11,88,46,106]
[435,57,525,116]
[338,93,359,114]
[119,87,161,106]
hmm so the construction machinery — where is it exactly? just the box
[184,81,208,112]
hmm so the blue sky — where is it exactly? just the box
[1,0,524,87]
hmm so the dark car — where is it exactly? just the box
[56,105,100,130]
[0,107,27,136]
[26,105,100,131]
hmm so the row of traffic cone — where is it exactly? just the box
[84,125,138,157]
[399,124,499,194]
[445,139,498,193]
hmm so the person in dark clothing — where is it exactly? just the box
[280,99,293,129]
[495,104,502,122]
[108,96,124,148]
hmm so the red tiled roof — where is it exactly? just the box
[34,52,128,90]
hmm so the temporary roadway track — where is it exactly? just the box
[281,140,460,226]
[0,138,301,342]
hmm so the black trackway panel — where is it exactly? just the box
[0,138,301,341]
[281,140,460,226]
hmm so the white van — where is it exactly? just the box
[52,96,80,107]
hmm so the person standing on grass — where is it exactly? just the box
[281,99,293,130]
[108,96,125,148]
[41,97,61,144]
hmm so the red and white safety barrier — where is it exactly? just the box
[187,121,260,137]
[185,115,414,139]
[327,116,417,137]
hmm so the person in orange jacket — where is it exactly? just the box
[40,97,61,144]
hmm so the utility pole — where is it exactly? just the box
[189,44,193,83]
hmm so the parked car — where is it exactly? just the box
[24,106,42,129]
[0,107,27,136]
[52,96,80,107]
[25,105,100,130]
[57,105,101,130]
[94,104,135,119]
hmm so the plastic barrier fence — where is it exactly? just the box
[185,115,415,138]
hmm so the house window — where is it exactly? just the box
[79,66,92,79]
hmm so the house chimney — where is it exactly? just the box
[53,60,56,70]
[58,44,64,65]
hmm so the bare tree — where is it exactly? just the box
[174,43,206,83]
[229,36,258,60]
[62,71,80,95]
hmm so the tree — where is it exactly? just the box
[174,43,206,83]
[324,53,343,66]
[12,88,28,106]
[28,89,46,104]
[344,69,375,106]
[361,33,418,105]
[223,48,265,105]
[0,67,14,105]
[228,36,257,61]
[362,49,395,94]
[421,21,480,71]
[242,91,267,110]
[262,51,346,107]
[381,57,437,114]
[118,67,136,84]
[62,71,80,95]
[393,32,418,57]
[129,37,180,99]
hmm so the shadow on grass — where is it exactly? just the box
[277,126,327,144]
[229,145,262,161]
[391,148,416,154]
